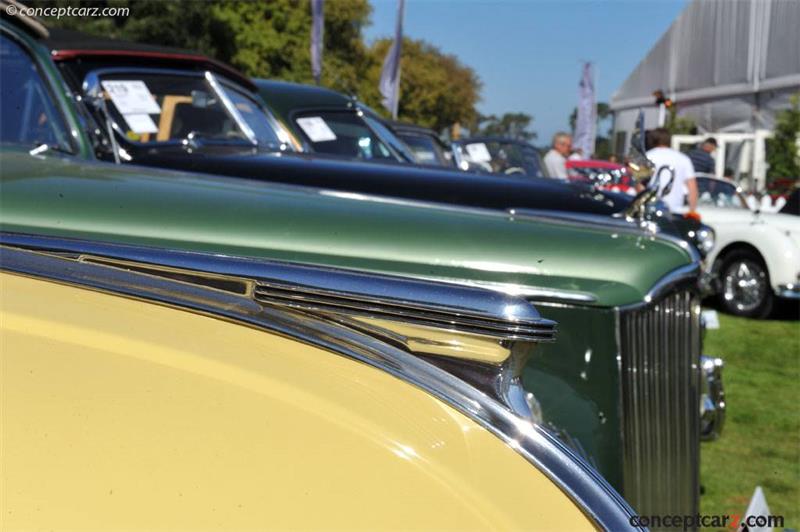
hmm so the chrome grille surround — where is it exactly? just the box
[619,288,702,519]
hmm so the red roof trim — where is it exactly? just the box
[50,49,255,91]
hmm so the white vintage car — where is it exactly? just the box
[696,175,800,318]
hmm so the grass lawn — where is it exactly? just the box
[700,310,799,527]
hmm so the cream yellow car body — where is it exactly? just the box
[1,272,594,530]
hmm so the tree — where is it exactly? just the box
[475,113,536,142]
[30,0,373,95]
[766,94,800,182]
[362,38,481,132]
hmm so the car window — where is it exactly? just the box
[293,110,395,161]
[398,133,448,166]
[697,177,746,209]
[361,114,417,162]
[95,72,251,145]
[0,34,73,152]
[223,85,287,151]
[461,141,545,177]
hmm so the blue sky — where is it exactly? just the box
[365,0,688,143]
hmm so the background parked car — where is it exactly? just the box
[696,174,800,318]
[43,28,716,259]
[454,136,547,177]
[386,119,459,168]
[255,78,418,164]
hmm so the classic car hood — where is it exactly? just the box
[0,149,693,307]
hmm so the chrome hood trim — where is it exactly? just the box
[1,232,555,343]
[619,262,703,311]
[0,238,640,530]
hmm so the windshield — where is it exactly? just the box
[460,140,545,177]
[697,177,747,209]
[362,113,417,162]
[223,84,288,150]
[95,71,283,149]
[0,34,74,153]
[397,132,453,167]
[292,110,396,161]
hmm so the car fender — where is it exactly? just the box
[703,209,800,292]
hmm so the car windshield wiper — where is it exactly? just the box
[29,143,74,156]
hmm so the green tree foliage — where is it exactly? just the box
[474,112,536,142]
[32,1,483,132]
[361,38,481,132]
[766,94,800,182]
[30,0,372,95]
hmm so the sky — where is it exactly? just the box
[364,0,689,144]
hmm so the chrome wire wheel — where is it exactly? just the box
[722,258,768,315]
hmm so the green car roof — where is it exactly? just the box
[0,147,693,308]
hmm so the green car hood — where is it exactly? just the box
[0,148,693,307]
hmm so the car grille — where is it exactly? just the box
[619,289,701,521]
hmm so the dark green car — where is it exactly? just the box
[0,14,725,520]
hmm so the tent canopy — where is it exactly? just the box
[611,0,800,133]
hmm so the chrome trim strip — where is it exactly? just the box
[640,262,701,306]
[205,70,257,145]
[0,244,641,530]
[413,275,598,304]
[0,232,556,341]
[508,207,657,235]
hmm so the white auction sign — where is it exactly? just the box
[101,80,161,115]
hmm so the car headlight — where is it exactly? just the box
[695,226,715,256]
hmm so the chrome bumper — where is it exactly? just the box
[776,283,800,299]
[700,355,726,441]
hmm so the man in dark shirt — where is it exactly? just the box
[688,137,717,174]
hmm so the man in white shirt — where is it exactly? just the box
[645,128,698,215]
[543,132,571,179]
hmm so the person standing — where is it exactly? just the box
[646,128,698,215]
[687,137,717,174]
[543,132,572,179]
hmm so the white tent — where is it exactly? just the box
[610,0,800,182]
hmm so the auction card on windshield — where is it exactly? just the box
[122,113,158,134]
[101,80,161,115]
[296,116,337,142]
[465,142,492,162]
